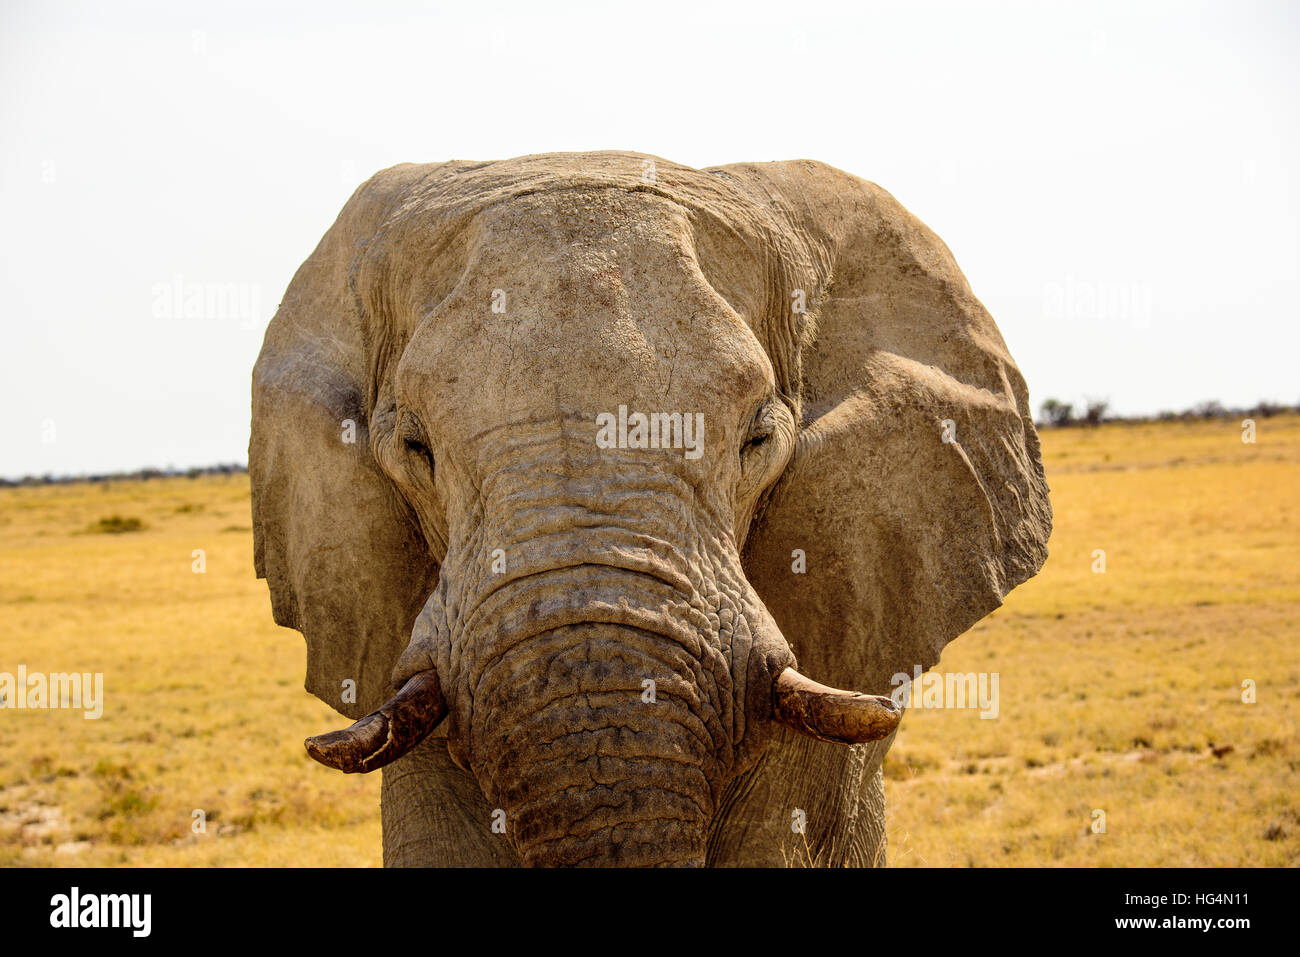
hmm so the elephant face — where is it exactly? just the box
[251,153,1051,867]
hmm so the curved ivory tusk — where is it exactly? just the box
[304,670,447,773]
[772,667,902,744]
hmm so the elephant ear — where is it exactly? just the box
[720,160,1052,691]
[251,164,439,720]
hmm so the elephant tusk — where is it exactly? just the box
[772,667,902,744]
[304,670,447,773]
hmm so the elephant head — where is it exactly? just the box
[251,152,1051,867]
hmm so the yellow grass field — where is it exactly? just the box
[2,415,1297,867]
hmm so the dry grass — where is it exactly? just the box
[1,414,1296,866]
[0,475,381,866]
[884,414,1300,866]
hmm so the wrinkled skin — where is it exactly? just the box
[251,152,1052,867]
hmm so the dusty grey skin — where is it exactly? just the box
[251,152,1052,867]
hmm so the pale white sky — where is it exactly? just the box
[1,0,1296,476]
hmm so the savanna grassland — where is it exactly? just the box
[1,415,1297,867]
[0,476,380,865]
[885,414,1300,866]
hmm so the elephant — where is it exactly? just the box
[250,151,1051,867]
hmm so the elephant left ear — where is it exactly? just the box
[251,164,442,720]
[715,160,1053,691]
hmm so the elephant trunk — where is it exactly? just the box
[471,622,716,867]
[459,552,731,866]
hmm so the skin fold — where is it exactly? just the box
[250,152,1052,867]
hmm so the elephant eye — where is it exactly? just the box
[742,403,779,456]
[405,435,432,459]
[397,413,435,476]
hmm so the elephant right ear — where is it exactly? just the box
[718,160,1053,692]
[251,164,439,720]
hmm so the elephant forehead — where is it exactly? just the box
[464,194,700,310]
[474,186,691,247]
[395,190,775,422]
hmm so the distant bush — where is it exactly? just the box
[88,515,146,534]
[0,463,248,487]
[1082,398,1110,426]
[1039,398,1074,427]
[1031,396,1300,428]
[1249,400,1286,418]
[1187,400,1227,419]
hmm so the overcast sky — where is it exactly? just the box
[1,0,1296,477]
